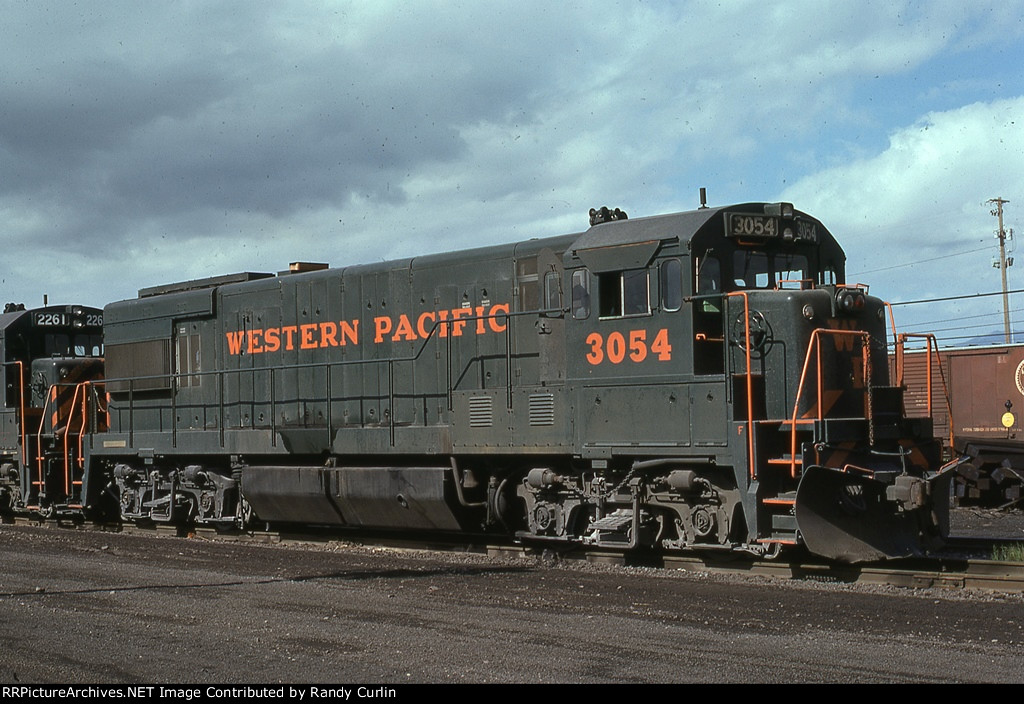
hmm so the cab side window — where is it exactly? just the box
[516,258,539,311]
[571,270,591,319]
[819,264,838,286]
[598,269,650,318]
[696,255,721,313]
[543,271,561,311]
[660,259,682,312]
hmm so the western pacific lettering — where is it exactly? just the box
[225,303,510,356]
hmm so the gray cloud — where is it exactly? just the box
[1,0,1023,318]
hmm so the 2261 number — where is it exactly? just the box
[585,328,672,366]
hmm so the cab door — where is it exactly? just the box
[508,246,570,449]
[536,247,566,385]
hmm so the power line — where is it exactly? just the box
[887,329,1024,349]
[901,306,1024,330]
[889,287,1024,307]
[928,331,1024,345]
[904,316,1024,336]
[849,244,989,276]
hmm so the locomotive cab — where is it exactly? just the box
[556,203,948,561]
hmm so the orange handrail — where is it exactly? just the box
[76,380,104,467]
[32,385,58,501]
[787,328,871,478]
[884,301,899,341]
[725,292,756,479]
[26,379,102,508]
[62,381,87,498]
[894,332,953,448]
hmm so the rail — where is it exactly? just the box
[25,379,101,508]
[724,292,757,479]
[892,332,953,448]
[31,385,58,504]
[721,287,881,481]
[703,291,851,481]
[883,301,899,340]
[721,294,873,481]
[0,360,98,508]
[785,328,872,479]
[678,289,917,485]
[12,361,26,467]
[62,380,105,506]
[61,382,85,502]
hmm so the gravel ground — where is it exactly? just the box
[1,517,1023,685]
[949,506,1024,539]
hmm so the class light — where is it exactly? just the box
[836,289,866,314]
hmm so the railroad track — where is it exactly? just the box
[661,552,1024,592]
[170,525,1024,594]
[9,516,1024,593]
[497,540,1024,593]
[268,531,1024,593]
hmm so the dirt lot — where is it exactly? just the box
[1,521,1023,684]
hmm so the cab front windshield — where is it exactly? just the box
[44,333,103,357]
[733,250,810,290]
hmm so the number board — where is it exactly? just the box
[726,213,819,243]
[728,214,778,238]
[795,220,818,243]
[33,311,69,327]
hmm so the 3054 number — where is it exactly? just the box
[585,328,672,366]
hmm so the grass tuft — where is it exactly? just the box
[992,543,1024,562]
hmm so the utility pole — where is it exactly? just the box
[990,197,1012,343]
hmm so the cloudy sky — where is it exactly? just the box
[3,0,1023,345]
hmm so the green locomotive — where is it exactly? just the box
[72,203,952,562]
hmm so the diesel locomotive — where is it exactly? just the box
[2,203,956,562]
[0,303,104,517]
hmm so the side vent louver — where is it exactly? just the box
[529,393,555,426]
[469,396,494,428]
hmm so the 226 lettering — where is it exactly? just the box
[585,328,672,365]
